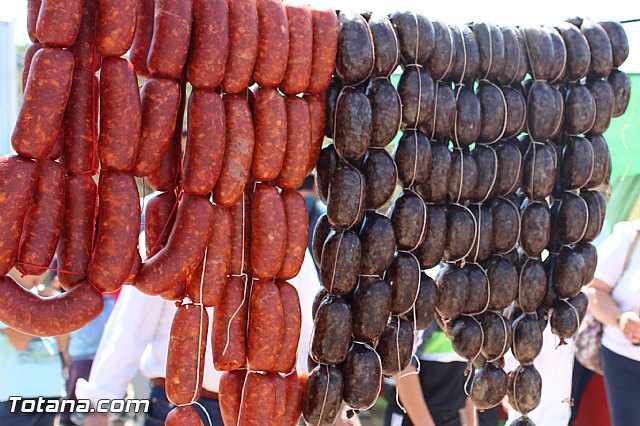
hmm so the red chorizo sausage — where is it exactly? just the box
[144,191,178,257]
[135,194,213,295]
[99,57,141,172]
[87,171,140,292]
[247,279,285,371]
[130,0,154,76]
[254,0,289,87]
[182,90,226,194]
[251,87,287,182]
[239,372,276,426]
[199,205,232,307]
[278,191,308,280]
[36,0,83,47]
[0,156,39,276]
[12,48,73,159]
[273,374,287,426]
[166,405,203,426]
[307,9,339,94]
[280,5,312,95]
[251,185,286,279]
[283,373,306,426]
[166,302,208,405]
[147,0,193,79]
[161,280,188,302]
[126,248,142,283]
[57,174,97,289]
[0,275,103,337]
[22,43,42,91]
[96,0,137,57]
[188,0,229,89]
[229,192,252,275]
[28,0,41,43]
[48,127,65,161]
[70,0,101,72]
[277,97,311,190]
[220,370,247,426]
[305,93,327,174]
[222,0,258,94]
[17,160,66,276]
[213,95,254,207]
[133,78,181,177]
[273,281,301,372]
[213,276,249,371]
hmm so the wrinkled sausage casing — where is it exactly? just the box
[252,88,287,181]
[213,276,248,371]
[147,0,193,79]
[307,9,339,94]
[35,0,83,47]
[222,0,258,94]
[247,279,285,371]
[277,96,311,191]
[280,4,312,95]
[96,0,138,57]
[251,184,286,279]
[278,191,309,280]
[188,0,229,89]
[254,0,289,87]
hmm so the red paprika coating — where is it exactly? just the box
[307,9,339,94]
[229,192,252,275]
[135,194,213,295]
[87,171,140,292]
[198,205,232,307]
[62,71,98,174]
[0,156,39,276]
[70,0,101,72]
[188,0,229,89]
[166,405,203,426]
[305,92,327,174]
[161,280,188,302]
[273,374,287,426]
[254,0,289,87]
[147,0,193,79]
[283,373,306,426]
[99,57,141,172]
[133,78,181,177]
[280,5,312,95]
[126,249,142,283]
[96,0,137,57]
[251,87,287,181]
[12,48,73,159]
[239,372,277,426]
[213,95,254,207]
[48,127,64,161]
[222,0,258,94]
[251,184,286,279]
[17,160,66,276]
[166,303,208,405]
[273,281,301,373]
[247,279,285,371]
[144,191,178,257]
[130,0,155,76]
[220,370,247,426]
[22,43,42,91]
[28,0,41,43]
[36,0,83,47]
[213,276,249,371]
[278,191,308,280]
[182,90,226,195]
[57,174,97,289]
[277,97,311,190]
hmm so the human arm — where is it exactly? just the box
[586,278,640,344]
[461,397,477,426]
[397,365,436,426]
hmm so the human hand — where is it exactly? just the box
[618,311,640,344]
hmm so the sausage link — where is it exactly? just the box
[135,194,213,295]
[302,365,344,426]
[36,0,83,47]
[12,48,73,159]
[99,57,141,172]
[280,5,312,95]
[278,191,308,280]
[166,406,203,426]
[188,0,229,89]
[166,303,208,405]
[220,370,247,426]
[254,0,289,87]
[126,249,142,284]
[161,280,188,302]
[222,0,258,94]
[307,9,339,94]
[0,156,39,276]
[247,279,285,371]
[251,185,286,279]
[133,78,181,177]
[22,43,42,91]
[17,160,66,276]
[62,71,98,174]
[28,0,41,43]
[148,0,193,79]
[283,373,306,426]
[213,276,248,371]
[144,192,177,257]
[273,281,301,372]
[57,174,97,289]
[87,171,140,292]
[182,90,226,194]
[214,95,254,207]
[0,275,103,337]
[199,205,232,306]
[239,372,276,426]
[130,0,154,76]
[305,93,327,174]
[229,192,252,275]
[277,97,311,190]
[70,0,101,72]
[97,0,137,57]
[273,373,287,426]
[251,88,287,181]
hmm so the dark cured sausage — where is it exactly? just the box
[166,303,208,405]
[302,365,343,426]
[71,0,100,72]
[147,0,193,79]
[229,192,252,275]
[87,172,140,292]
[274,281,301,373]
[188,0,228,89]
[99,57,141,172]
[219,370,246,426]
[335,11,374,85]
[133,78,181,177]
[130,0,154,76]
[35,0,83,47]
[247,279,285,371]
[0,156,39,276]
[213,276,248,371]
[62,71,98,175]
[254,0,289,87]
[135,194,213,295]
[278,191,308,280]
[17,160,65,276]
[307,9,339,94]
[12,48,73,159]
[222,0,258,94]
[144,192,178,257]
[28,0,41,43]
[166,406,203,426]
[280,4,312,95]
[251,184,286,279]
[96,0,137,57]
[196,205,231,307]
[182,90,225,195]
[277,97,311,190]
[214,95,254,207]
[0,275,103,337]
[251,88,287,181]
[57,174,97,289]
[305,93,326,174]
[239,373,276,426]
